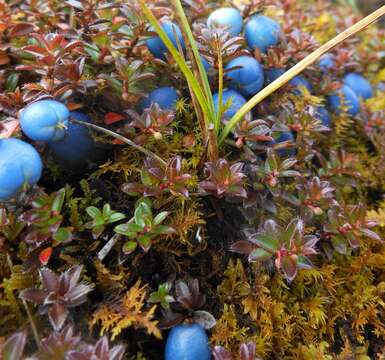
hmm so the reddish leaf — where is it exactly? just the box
[49,302,69,331]
[212,346,233,360]
[2,332,27,360]
[0,52,10,65]
[8,23,35,37]
[22,45,47,55]
[0,120,19,139]
[39,247,53,266]
[104,112,125,125]
[230,240,255,255]
[66,102,82,111]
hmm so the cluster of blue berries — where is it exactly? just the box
[0,100,98,201]
[143,8,373,166]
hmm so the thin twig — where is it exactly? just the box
[219,5,385,144]
[70,119,167,167]
[6,253,40,348]
[97,234,121,261]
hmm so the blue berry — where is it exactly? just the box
[314,106,331,127]
[264,68,285,84]
[20,100,69,142]
[270,131,296,157]
[213,89,247,119]
[265,69,312,94]
[343,72,373,100]
[319,54,335,72]
[165,323,210,360]
[225,56,264,96]
[289,76,313,95]
[140,87,179,111]
[245,15,281,53]
[207,7,243,36]
[48,112,100,169]
[146,22,185,60]
[0,138,43,201]
[327,84,360,116]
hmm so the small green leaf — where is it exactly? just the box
[141,170,153,186]
[248,248,272,262]
[86,206,102,219]
[5,74,19,92]
[138,235,151,252]
[148,292,161,303]
[281,255,298,282]
[153,211,170,225]
[123,241,137,254]
[92,225,105,239]
[108,212,126,224]
[102,204,112,217]
[114,223,130,235]
[135,202,151,227]
[297,255,313,269]
[253,234,279,252]
[51,188,66,213]
[152,225,176,235]
[53,227,72,244]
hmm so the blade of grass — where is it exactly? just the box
[138,0,213,129]
[171,0,215,120]
[218,5,385,145]
[71,119,167,167]
[215,50,224,135]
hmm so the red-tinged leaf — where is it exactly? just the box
[15,65,37,71]
[104,112,125,125]
[0,52,10,65]
[239,342,257,360]
[0,120,19,139]
[39,247,52,266]
[212,346,233,360]
[39,267,58,292]
[193,310,216,330]
[19,288,47,304]
[63,40,83,52]
[65,0,84,10]
[248,248,272,262]
[183,134,196,148]
[66,102,82,111]
[41,54,56,65]
[49,302,69,331]
[47,34,65,51]
[22,45,47,55]
[112,139,125,145]
[230,240,255,255]
[8,23,35,37]
[281,255,298,282]
[360,228,383,242]
[3,332,26,360]
[0,208,9,226]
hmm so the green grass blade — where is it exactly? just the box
[215,51,224,135]
[138,0,212,128]
[171,0,215,122]
[218,5,385,145]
